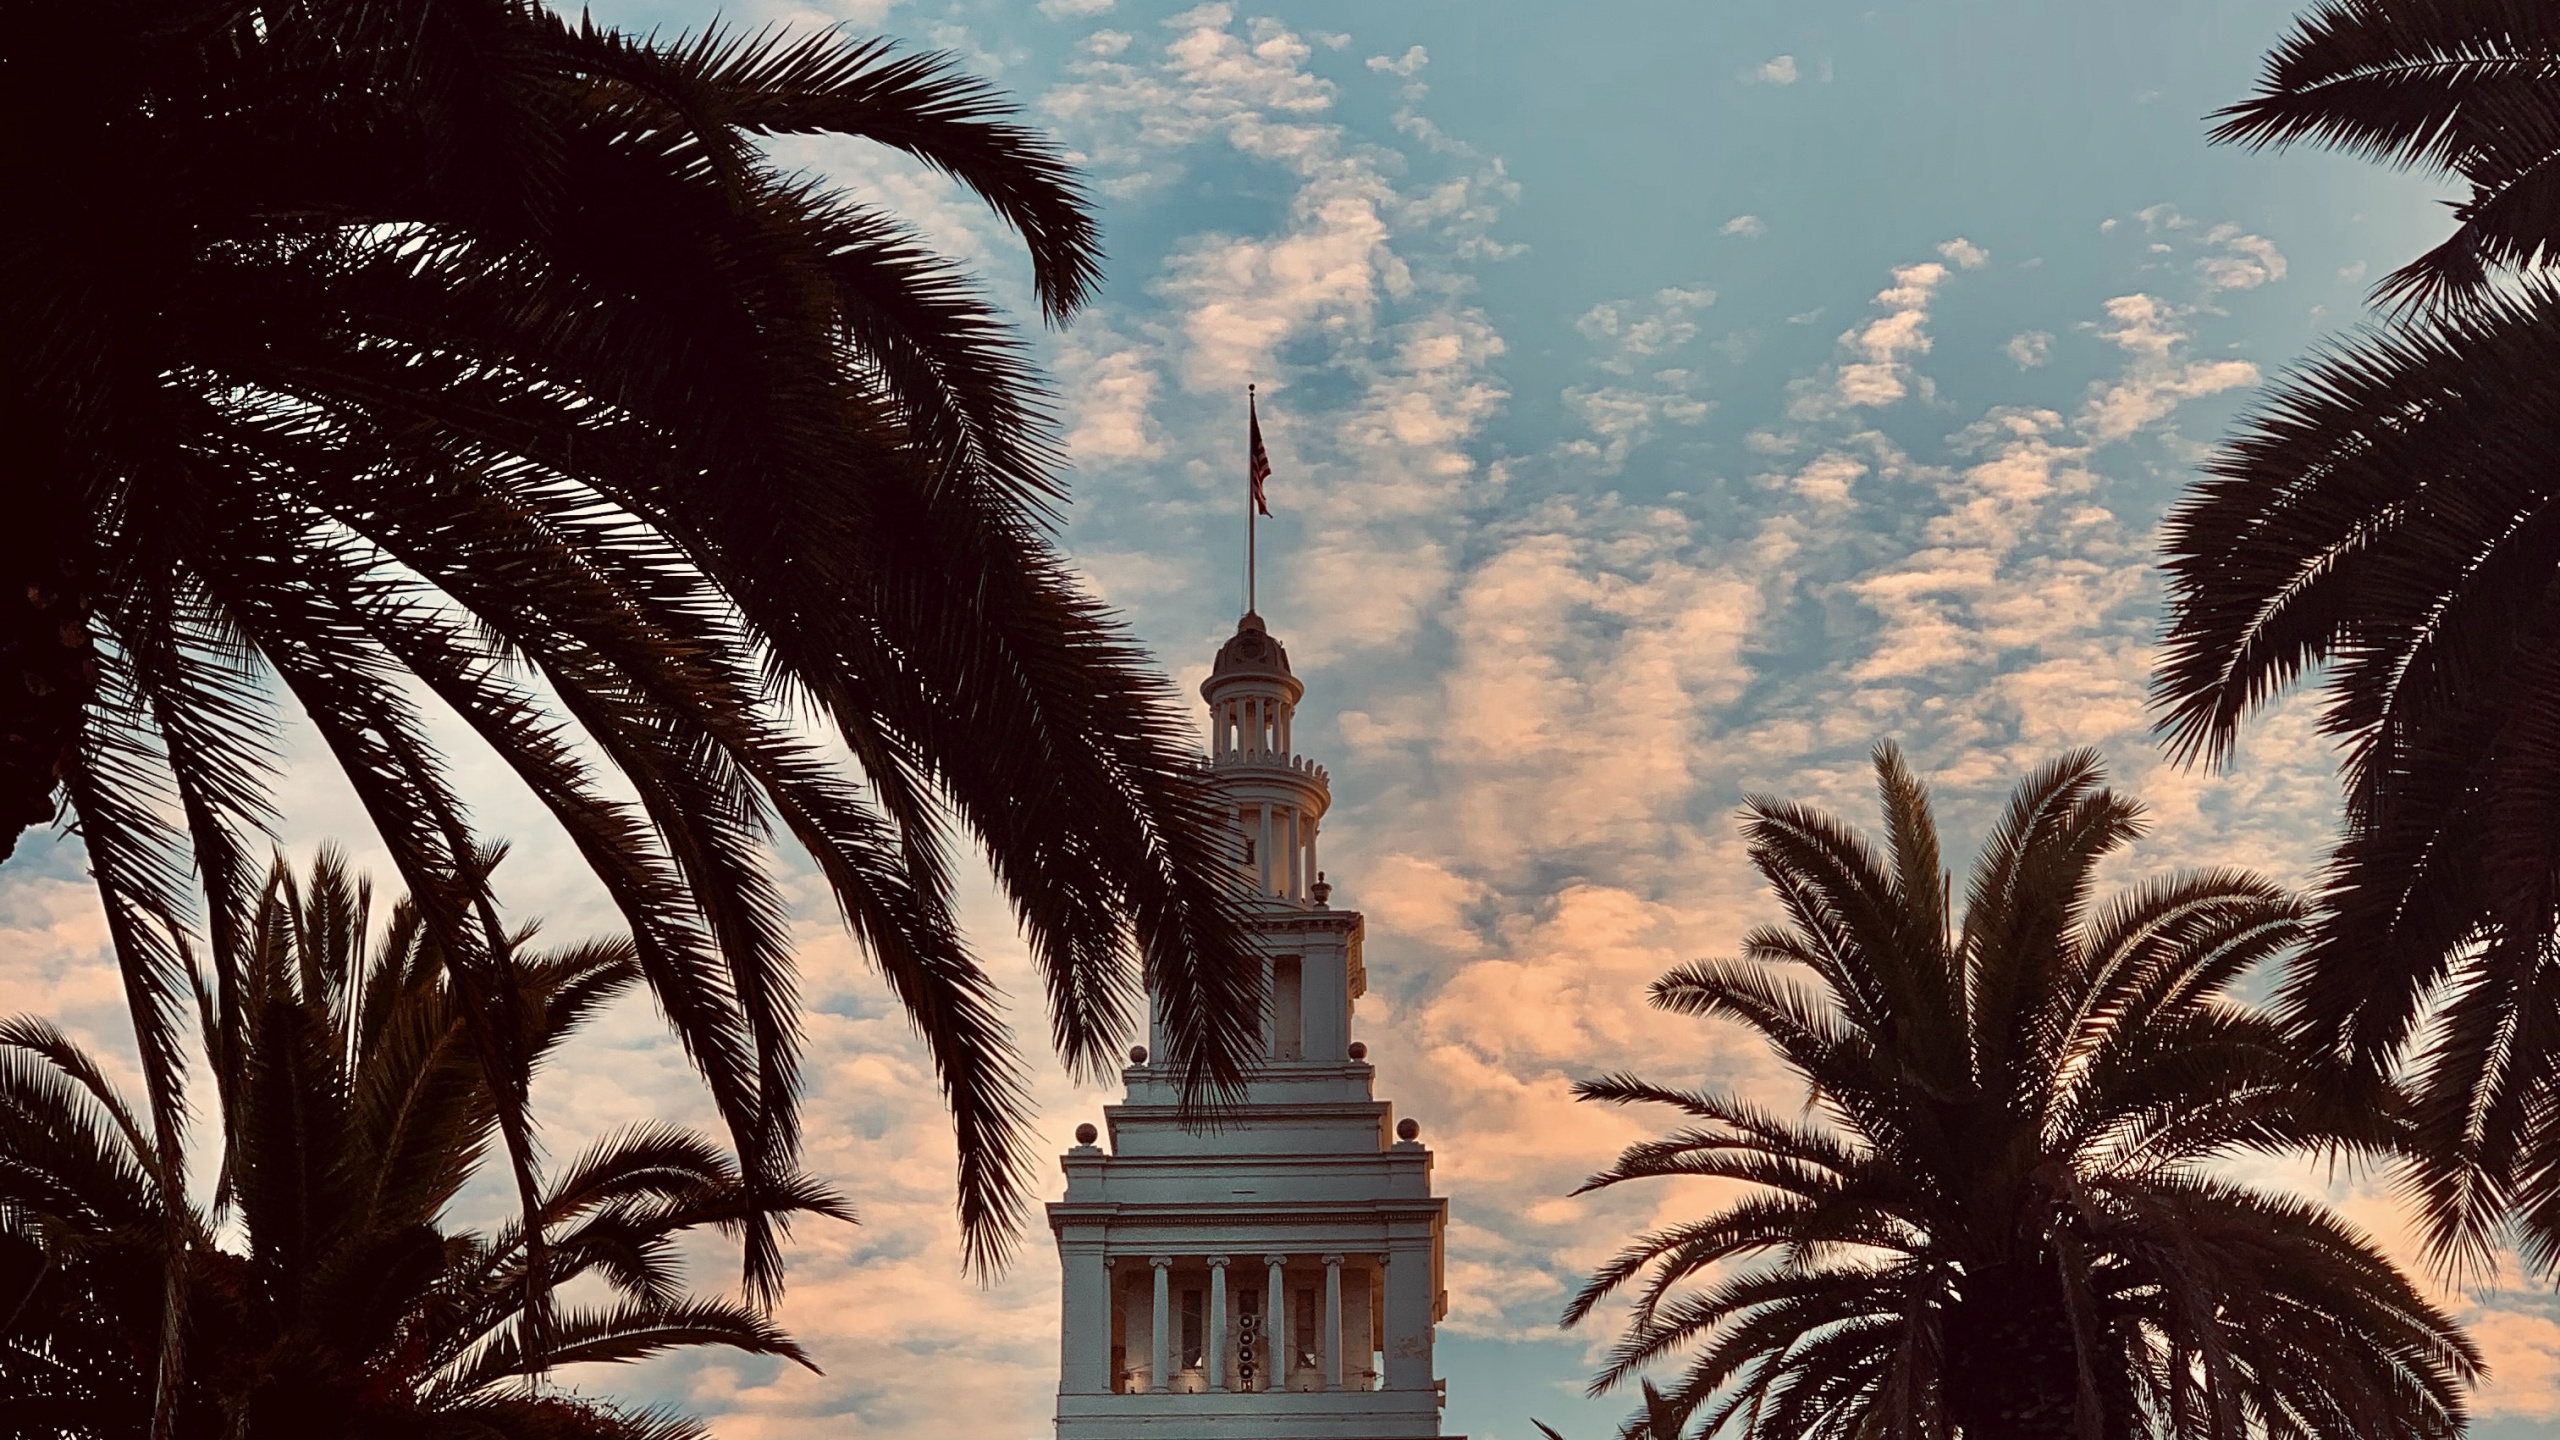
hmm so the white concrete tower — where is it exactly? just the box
[1048,610,1458,1440]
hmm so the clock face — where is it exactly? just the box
[1236,635,1266,660]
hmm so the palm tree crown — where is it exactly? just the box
[2212,0,2560,311]
[0,848,844,1439]
[2153,278,2560,1274]
[2164,0,2560,1284]
[1,0,1265,1293]
[1564,747,2475,1440]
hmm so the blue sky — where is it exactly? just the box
[8,1,2557,1437]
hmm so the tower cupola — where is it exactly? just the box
[1202,612,1329,906]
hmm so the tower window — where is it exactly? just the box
[1181,1288,1204,1370]
[1272,957,1303,1061]
[1293,1287,1318,1370]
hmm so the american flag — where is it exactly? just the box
[1248,391,1273,517]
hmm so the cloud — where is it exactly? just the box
[2006,330,2053,368]
[1720,213,1767,238]
[1937,237,1990,269]
[1057,329,1167,462]
[1560,287,1717,471]
[1558,381,1713,475]
[1367,44,1428,78]
[2470,1303,2560,1418]
[2197,223,2287,292]
[1786,450,1869,510]
[2076,294,2258,444]
[2135,202,2193,232]
[1037,0,1114,17]
[1800,255,1970,412]
[1749,54,1799,84]
[1575,285,1716,370]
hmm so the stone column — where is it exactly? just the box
[1265,1255,1288,1392]
[1259,805,1276,895]
[1383,1245,1434,1391]
[1207,1256,1230,1391]
[1150,1256,1173,1391]
[1057,1247,1109,1393]
[1102,1257,1120,1391]
[1322,1254,1345,1391]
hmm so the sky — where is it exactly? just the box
[10,1,2560,1437]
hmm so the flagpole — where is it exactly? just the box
[1247,384,1258,617]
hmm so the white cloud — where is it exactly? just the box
[1367,44,1428,78]
[2197,223,2287,291]
[1057,330,1166,462]
[1937,236,1990,269]
[1750,53,1799,84]
[2006,329,2054,368]
[2076,294,2259,443]
[2135,202,2192,232]
[1575,285,1715,369]
[1788,450,1869,509]
[1720,213,1767,238]
[1561,287,1717,471]
[1037,0,1115,17]
[1805,258,1958,412]
[1368,497,1762,880]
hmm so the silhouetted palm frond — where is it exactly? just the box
[2212,0,2560,310]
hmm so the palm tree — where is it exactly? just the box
[0,848,845,1439]
[1561,747,2476,1440]
[0,0,1263,1310]
[2152,280,2560,1274]
[2170,2,2560,1268]
[2210,0,2560,311]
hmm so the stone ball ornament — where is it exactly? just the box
[1347,1040,1367,1060]
[1075,1122,1099,1146]
[1397,1117,1420,1142]
[1128,1045,1147,1064]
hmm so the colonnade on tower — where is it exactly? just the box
[1047,610,1460,1440]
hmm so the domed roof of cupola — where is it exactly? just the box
[1211,611,1293,679]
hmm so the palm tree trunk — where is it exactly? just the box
[0,533,93,862]
[1946,1262,2086,1440]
